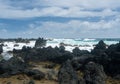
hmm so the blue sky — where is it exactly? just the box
[0,0,120,38]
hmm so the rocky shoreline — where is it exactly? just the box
[0,39,120,84]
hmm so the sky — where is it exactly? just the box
[0,0,120,38]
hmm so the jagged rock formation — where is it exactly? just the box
[35,38,46,48]
[105,42,120,76]
[0,56,27,77]
[58,60,107,84]
[91,40,106,56]
[58,60,80,84]
[0,40,119,84]
[84,62,106,84]
[0,56,45,80]
[0,45,3,54]
[73,47,89,57]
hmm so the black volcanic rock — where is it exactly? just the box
[94,40,106,50]
[11,39,120,79]
[0,56,27,77]
[73,47,89,57]
[59,46,65,53]
[113,74,120,80]
[106,42,120,53]
[84,62,106,84]
[58,60,80,84]
[103,42,120,76]
[0,56,45,80]
[52,51,73,64]
[91,40,106,56]
[0,45,3,54]
[116,42,120,52]
[72,54,95,65]
[35,38,46,48]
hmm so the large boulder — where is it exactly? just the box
[104,42,120,76]
[72,54,95,64]
[35,38,46,48]
[91,40,106,56]
[84,62,106,84]
[0,56,27,77]
[73,47,89,57]
[94,40,106,50]
[58,60,79,84]
[0,45,3,54]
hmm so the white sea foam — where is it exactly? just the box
[1,39,119,53]
[2,41,36,52]
[46,38,119,52]
[83,38,96,42]
[0,39,119,60]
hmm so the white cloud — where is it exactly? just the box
[0,18,119,38]
[0,0,119,38]
[36,0,120,9]
[0,0,120,19]
[18,18,120,38]
[0,6,119,19]
[1,29,7,33]
[2,0,120,9]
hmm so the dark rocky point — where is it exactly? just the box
[58,60,79,84]
[35,37,46,48]
[84,62,106,84]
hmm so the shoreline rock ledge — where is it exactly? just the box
[58,60,80,84]
[58,60,107,84]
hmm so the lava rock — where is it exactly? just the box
[58,60,79,84]
[73,47,89,57]
[91,40,106,56]
[84,62,106,84]
[0,56,27,77]
[35,38,46,48]
[0,45,3,54]
[113,74,120,80]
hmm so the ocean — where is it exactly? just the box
[46,38,120,51]
[1,38,120,60]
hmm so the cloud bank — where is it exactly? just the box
[0,0,120,38]
[0,0,120,19]
[17,18,120,38]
